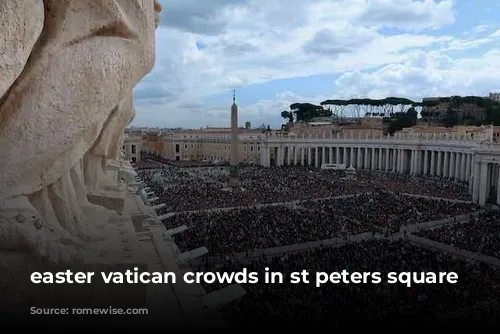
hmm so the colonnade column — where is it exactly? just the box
[454,153,461,180]
[414,150,419,175]
[423,150,429,176]
[472,161,480,202]
[383,148,390,172]
[307,147,312,166]
[479,161,488,205]
[371,148,375,170]
[315,148,319,168]
[416,150,421,175]
[260,146,265,167]
[396,150,400,173]
[469,155,474,195]
[393,149,397,172]
[451,152,456,179]
[276,147,282,166]
[399,149,404,173]
[261,145,269,167]
[402,149,406,173]
[416,150,420,175]
[430,151,435,176]
[364,148,369,169]
[410,150,415,175]
[378,149,383,170]
[466,154,472,184]
[392,149,398,172]
[460,153,466,181]
[267,146,271,167]
[385,149,388,171]
[437,151,442,177]
[398,149,402,172]
[443,152,449,178]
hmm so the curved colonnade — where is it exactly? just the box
[260,135,500,206]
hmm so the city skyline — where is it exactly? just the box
[132,0,500,129]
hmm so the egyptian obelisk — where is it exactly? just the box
[229,89,240,188]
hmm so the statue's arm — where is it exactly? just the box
[0,1,44,100]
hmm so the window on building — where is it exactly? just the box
[131,145,136,154]
[131,157,137,163]
[184,144,187,149]
[175,144,180,153]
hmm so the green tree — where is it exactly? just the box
[281,110,293,123]
[289,103,331,122]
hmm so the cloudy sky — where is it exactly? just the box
[132,0,500,129]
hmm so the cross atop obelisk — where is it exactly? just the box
[229,89,240,188]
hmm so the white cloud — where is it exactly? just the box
[333,49,500,100]
[303,24,378,55]
[132,0,497,129]
[471,24,493,34]
[358,0,455,31]
[491,29,500,38]
[139,0,456,100]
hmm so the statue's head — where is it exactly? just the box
[155,1,162,28]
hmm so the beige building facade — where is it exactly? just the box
[163,127,263,164]
[159,117,385,165]
[400,124,495,142]
[287,116,385,139]
[124,133,142,163]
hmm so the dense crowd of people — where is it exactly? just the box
[137,161,472,212]
[416,211,500,259]
[167,205,372,257]
[301,191,479,230]
[134,158,500,327]
[166,191,478,256]
[202,239,500,329]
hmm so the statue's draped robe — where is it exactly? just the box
[0,1,156,239]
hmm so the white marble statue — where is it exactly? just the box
[0,0,162,264]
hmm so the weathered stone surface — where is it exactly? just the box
[0,0,160,264]
[0,3,230,328]
[0,1,44,101]
[87,190,126,214]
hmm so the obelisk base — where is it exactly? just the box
[229,166,240,188]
